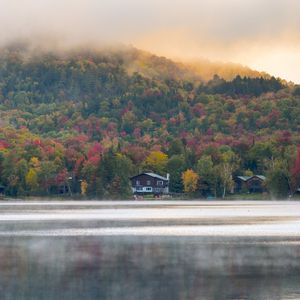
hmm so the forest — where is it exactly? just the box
[0,43,299,199]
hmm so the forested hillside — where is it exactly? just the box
[0,44,299,199]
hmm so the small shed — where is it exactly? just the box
[235,175,266,193]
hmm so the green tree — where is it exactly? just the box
[167,155,185,193]
[196,155,218,197]
[99,151,134,198]
[168,139,184,156]
[267,167,290,199]
[266,159,291,199]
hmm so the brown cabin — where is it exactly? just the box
[235,175,266,193]
[130,173,169,195]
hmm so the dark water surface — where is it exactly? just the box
[0,201,300,300]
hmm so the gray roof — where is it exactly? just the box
[144,173,168,181]
[237,176,251,181]
[237,175,266,182]
[130,172,169,181]
[254,175,266,181]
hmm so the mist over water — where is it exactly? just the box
[0,201,300,300]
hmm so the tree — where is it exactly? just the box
[81,180,88,196]
[196,155,218,197]
[38,160,58,194]
[168,139,184,156]
[108,154,133,198]
[218,148,239,198]
[25,168,38,192]
[291,146,300,194]
[143,151,168,175]
[99,151,134,198]
[1,152,28,196]
[218,163,235,199]
[247,142,275,173]
[182,169,199,194]
[167,155,185,193]
[265,146,296,198]
[267,164,290,199]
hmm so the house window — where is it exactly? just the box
[136,187,143,191]
[145,187,152,191]
[136,180,140,186]
[147,180,151,186]
[157,181,163,186]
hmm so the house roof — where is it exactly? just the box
[237,176,251,182]
[130,172,169,181]
[236,175,266,182]
[145,172,168,180]
[253,175,266,181]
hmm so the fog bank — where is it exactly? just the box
[0,0,299,82]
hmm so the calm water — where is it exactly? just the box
[0,200,300,300]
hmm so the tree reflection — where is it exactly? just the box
[0,237,299,300]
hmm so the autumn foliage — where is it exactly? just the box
[182,170,199,194]
[0,45,299,198]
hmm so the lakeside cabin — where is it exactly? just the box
[235,175,266,193]
[130,173,169,196]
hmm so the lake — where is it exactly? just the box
[0,200,300,300]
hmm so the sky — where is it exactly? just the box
[0,0,299,82]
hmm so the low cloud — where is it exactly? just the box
[0,0,299,82]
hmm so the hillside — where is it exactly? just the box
[0,44,299,199]
[109,46,271,82]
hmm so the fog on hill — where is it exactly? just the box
[0,0,300,82]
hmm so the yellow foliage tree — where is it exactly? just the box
[182,169,199,194]
[143,151,168,175]
[30,157,40,168]
[25,168,38,191]
[81,180,88,196]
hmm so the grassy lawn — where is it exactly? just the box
[226,193,271,200]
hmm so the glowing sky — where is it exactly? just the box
[0,0,299,82]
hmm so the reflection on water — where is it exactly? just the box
[0,201,300,300]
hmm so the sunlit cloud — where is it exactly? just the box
[0,0,299,82]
